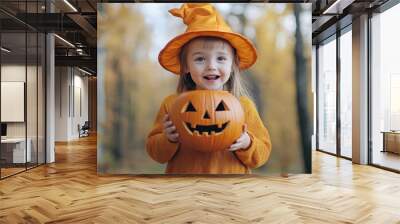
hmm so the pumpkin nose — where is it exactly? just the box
[203,111,211,119]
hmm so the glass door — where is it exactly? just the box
[0,1,46,179]
[370,3,400,171]
[1,30,28,178]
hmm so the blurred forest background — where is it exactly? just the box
[97,3,312,174]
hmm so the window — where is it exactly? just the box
[317,36,337,154]
[340,28,352,158]
[371,3,400,171]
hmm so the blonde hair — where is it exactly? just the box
[176,37,252,99]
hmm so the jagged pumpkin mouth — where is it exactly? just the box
[184,121,229,136]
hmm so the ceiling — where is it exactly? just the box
[311,0,390,43]
[0,0,97,75]
[0,0,394,75]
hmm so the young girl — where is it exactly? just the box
[146,3,272,174]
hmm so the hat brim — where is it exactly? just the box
[158,31,257,75]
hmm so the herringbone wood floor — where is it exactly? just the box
[1,135,400,223]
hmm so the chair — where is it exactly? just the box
[78,121,90,138]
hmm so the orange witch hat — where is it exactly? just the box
[158,3,258,75]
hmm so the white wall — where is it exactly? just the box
[1,65,26,81]
[55,67,89,141]
[72,73,89,138]
[55,67,69,141]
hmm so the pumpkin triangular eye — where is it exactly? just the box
[216,101,228,111]
[185,101,196,112]
[203,111,210,119]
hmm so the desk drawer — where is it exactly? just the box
[13,141,31,163]
[0,146,14,164]
[384,133,400,154]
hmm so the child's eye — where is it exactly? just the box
[217,56,227,61]
[194,57,205,62]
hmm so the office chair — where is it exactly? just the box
[79,121,90,138]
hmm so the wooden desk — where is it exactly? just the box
[1,138,31,163]
[382,131,400,154]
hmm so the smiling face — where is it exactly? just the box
[170,90,244,152]
[183,99,230,136]
[184,38,234,91]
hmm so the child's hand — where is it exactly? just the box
[163,114,179,143]
[228,124,251,152]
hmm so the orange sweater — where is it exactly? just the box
[146,94,272,174]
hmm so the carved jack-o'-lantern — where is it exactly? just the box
[170,90,245,152]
